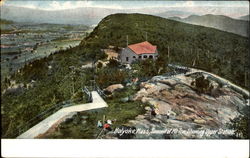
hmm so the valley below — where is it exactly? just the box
[1,13,249,139]
[1,20,92,80]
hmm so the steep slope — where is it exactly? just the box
[1,13,249,138]
[81,13,249,89]
[168,14,249,37]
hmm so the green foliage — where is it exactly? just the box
[107,58,120,68]
[1,46,92,138]
[44,86,146,138]
[230,115,249,139]
[229,106,250,139]
[96,62,103,69]
[1,13,249,138]
[135,59,157,77]
[131,58,169,78]
[80,13,249,89]
[96,67,128,88]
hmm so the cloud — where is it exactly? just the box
[47,1,91,10]
[44,1,123,10]
[2,1,39,9]
[167,1,195,8]
[2,0,248,11]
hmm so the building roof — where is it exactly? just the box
[128,41,157,55]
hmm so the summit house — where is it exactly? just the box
[120,41,158,64]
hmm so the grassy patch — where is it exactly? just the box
[44,85,146,139]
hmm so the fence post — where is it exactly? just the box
[103,115,105,124]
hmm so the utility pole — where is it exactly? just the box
[197,49,199,60]
[126,35,128,46]
[192,58,196,67]
[190,48,193,65]
[168,46,170,63]
[245,70,248,88]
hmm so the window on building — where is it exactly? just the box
[133,56,136,58]
[149,55,153,59]
[126,57,129,61]
[139,56,142,59]
[144,55,147,58]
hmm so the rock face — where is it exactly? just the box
[120,73,248,139]
[105,84,124,93]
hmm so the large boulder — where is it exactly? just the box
[105,84,124,93]
[125,72,248,139]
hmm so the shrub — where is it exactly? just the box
[96,68,128,88]
[107,58,120,68]
[194,75,213,94]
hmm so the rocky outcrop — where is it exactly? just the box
[110,72,248,139]
[105,84,124,93]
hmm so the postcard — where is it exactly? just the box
[1,0,249,142]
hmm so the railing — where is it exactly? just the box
[12,81,108,138]
[95,85,107,98]
[82,86,92,102]
[12,100,73,138]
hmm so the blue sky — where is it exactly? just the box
[2,1,249,10]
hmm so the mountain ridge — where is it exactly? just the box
[1,13,249,138]
[167,14,249,37]
[239,14,250,21]
[80,13,249,89]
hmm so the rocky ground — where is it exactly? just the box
[104,72,249,139]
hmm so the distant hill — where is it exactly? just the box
[0,19,15,24]
[0,6,110,25]
[0,6,178,25]
[1,13,249,138]
[0,19,16,33]
[166,14,249,37]
[239,14,249,21]
[156,10,197,18]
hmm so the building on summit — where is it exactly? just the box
[120,41,158,64]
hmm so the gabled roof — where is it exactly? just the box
[128,41,157,55]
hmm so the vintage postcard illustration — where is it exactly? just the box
[1,0,249,139]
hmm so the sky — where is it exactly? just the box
[1,0,249,11]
